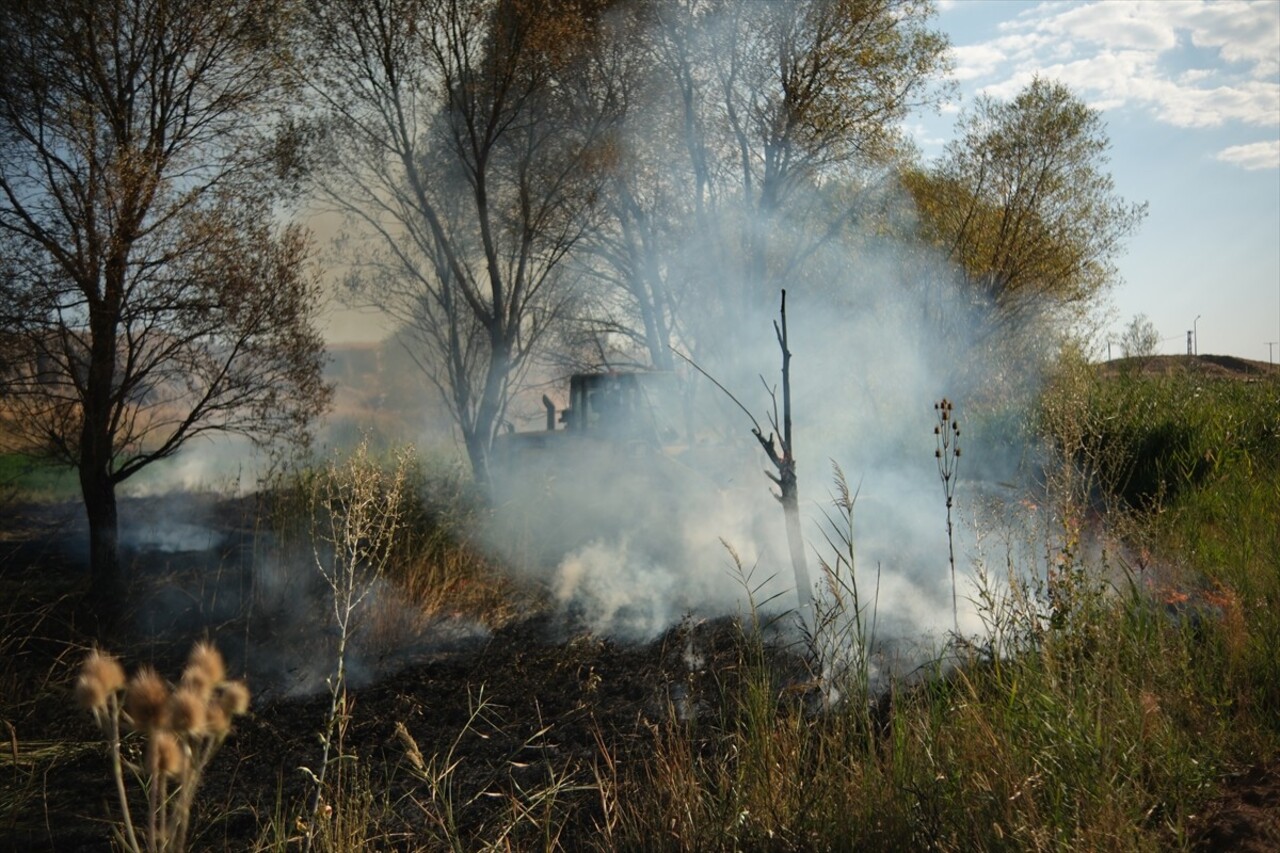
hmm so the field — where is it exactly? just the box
[1,355,1278,851]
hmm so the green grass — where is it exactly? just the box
[0,453,80,502]
[8,365,1277,850]
[592,364,1280,851]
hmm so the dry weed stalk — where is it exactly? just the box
[301,440,410,852]
[934,398,961,635]
[76,643,250,852]
[814,462,880,705]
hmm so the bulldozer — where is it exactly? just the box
[497,371,685,456]
[488,370,749,565]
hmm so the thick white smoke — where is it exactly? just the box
[477,2,1054,648]
[488,231,1044,649]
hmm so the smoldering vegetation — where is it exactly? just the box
[474,184,1055,653]
[5,360,1278,851]
[12,1,1275,850]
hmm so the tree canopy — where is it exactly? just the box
[301,0,618,487]
[0,0,1148,510]
[903,77,1147,323]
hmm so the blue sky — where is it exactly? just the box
[909,0,1280,361]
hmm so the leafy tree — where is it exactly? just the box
[1120,313,1160,359]
[0,0,329,616]
[303,0,614,488]
[904,77,1147,326]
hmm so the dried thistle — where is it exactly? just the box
[78,644,249,853]
[205,702,232,736]
[934,398,962,636]
[124,667,171,732]
[76,650,126,712]
[168,688,208,735]
[183,642,226,698]
[215,680,251,717]
[148,731,185,777]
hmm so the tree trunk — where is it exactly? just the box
[463,427,492,495]
[469,335,513,493]
[82,290,123,633]
[82,469,122,601]
[753,291,813,636]
[778,463,813,636]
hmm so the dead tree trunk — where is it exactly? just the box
[672,290,814,636]
[753,291,814,636]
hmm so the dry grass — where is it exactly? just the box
[5,363,1279,850]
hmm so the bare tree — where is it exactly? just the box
[1120,314,1160,360]
[576,0,949,369]
[303,0,614,487]
[0,0,329,618]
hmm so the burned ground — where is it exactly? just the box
[2,492,1278,850]
[0,495,791,851]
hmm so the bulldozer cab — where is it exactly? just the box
[562,371,684,447]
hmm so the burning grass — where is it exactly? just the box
[1,364,1279,850]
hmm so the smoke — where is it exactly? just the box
[476,6,1058,651]
[119,434,264,498]
[107,484,488,699]
[242,550,489,699]
[489,233,1044,649]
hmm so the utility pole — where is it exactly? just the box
[1267,341,1277,365]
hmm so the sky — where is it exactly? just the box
[911,0,1280,361]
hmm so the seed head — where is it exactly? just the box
[215,680,251,717]
[75,674,110,713]
[124,667,171,731]
[169,687,208,735]
[206,701,231,736]
[148,731,185,777]
[83,650,126,693]
[76,650,126,712]
[183,642,226,697]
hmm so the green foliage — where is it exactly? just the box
[596,366,1280,850]
[0,454,80,502]
[1080,370,1280,510]
[904,77,1147,319]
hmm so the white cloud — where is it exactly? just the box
[904,122,948,148]
[1216,140,1280,170]
[958,1,1280,128]
[1045,1,1181,52]
[1176,0,1280,76]
[949,43,1008,81]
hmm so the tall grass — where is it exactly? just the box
[593,364,1279,851]
[22,363,1279,850]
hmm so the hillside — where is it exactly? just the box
[1100,353,1279,380]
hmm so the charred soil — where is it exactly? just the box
[3,492,1279,850]
[0,495,776,851]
